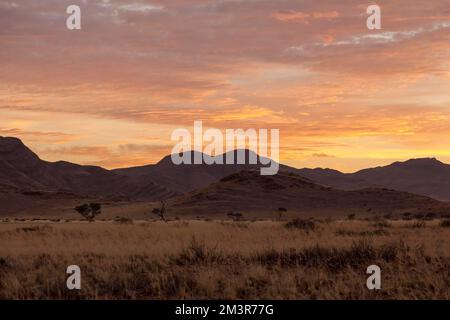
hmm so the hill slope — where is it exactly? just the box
[170,170,450,217]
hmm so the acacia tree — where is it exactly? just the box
[277,207,287,221]
[227,212,243,221]
[152,201,167,222]
[74,203,102,222]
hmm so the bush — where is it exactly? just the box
[227,212,243,221]
[172,237,224,266]
[285,219,316,232]
[115,216,134,224]
[370,220,391,228]
[439,220,450,228]
[425,213,437,220]
[16,225,52,233]
[408,221,426,228]
[276,207,288,221]
[402,212,412,220]
[413,213,425,220]
[335,229,389,237]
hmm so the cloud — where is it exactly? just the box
[287,21,450,50]
[0,127,77,144]
[118,3,164,13]
[273,10,339,24]
[43,145,112,157]
[41,143,173,168]
[312,153,335,158]
[0,0,449,170]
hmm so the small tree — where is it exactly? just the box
[227,212,243,221]
[74,203,102,222]
[277,207,287,221]
[152,201,167,222]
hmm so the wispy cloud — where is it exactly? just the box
[118,3,164,12]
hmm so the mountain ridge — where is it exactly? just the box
[297,157,450,201]
[1,136,450,202]
[0,136,176,201]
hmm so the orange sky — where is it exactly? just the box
[1,0,449,172]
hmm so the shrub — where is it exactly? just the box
[370,220,391,228]
[335,229,389,237]
[227,212,243,221]
[413,213,425,220]
[439,220,450,228]
[276,207,287,221]
[408,221,426,228]
[402,212,412,220]
[425,213,437,220]
[15,225,52,233]
[172,237,224,266]
[115,216,134,224]
[285,219,316,232]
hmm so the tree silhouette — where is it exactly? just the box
[277,207,287,221]
[152,201,167,222]
[227,212,243,221]
[74,203,102,222]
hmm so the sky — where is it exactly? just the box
[1,0,449,172]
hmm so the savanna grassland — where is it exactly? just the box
[0,218,449,300]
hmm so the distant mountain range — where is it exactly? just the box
[1,136,450,217]
[295,158,450,201]
[112,150,278,194]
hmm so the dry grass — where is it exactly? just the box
[0,219,449,300]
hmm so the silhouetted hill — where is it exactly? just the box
[113,149,287,193]
[296,158,450,201]
[0,136,175,201]
[169,169,449,217]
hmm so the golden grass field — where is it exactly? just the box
[0,218,449,300]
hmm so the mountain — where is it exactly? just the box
[0,136,175,201]
[2,135,450,217]
[113,149,290,193]
[296,158,450,201]
[169,169,449,217]
[352,158,450,200]
[115,150,450,201]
